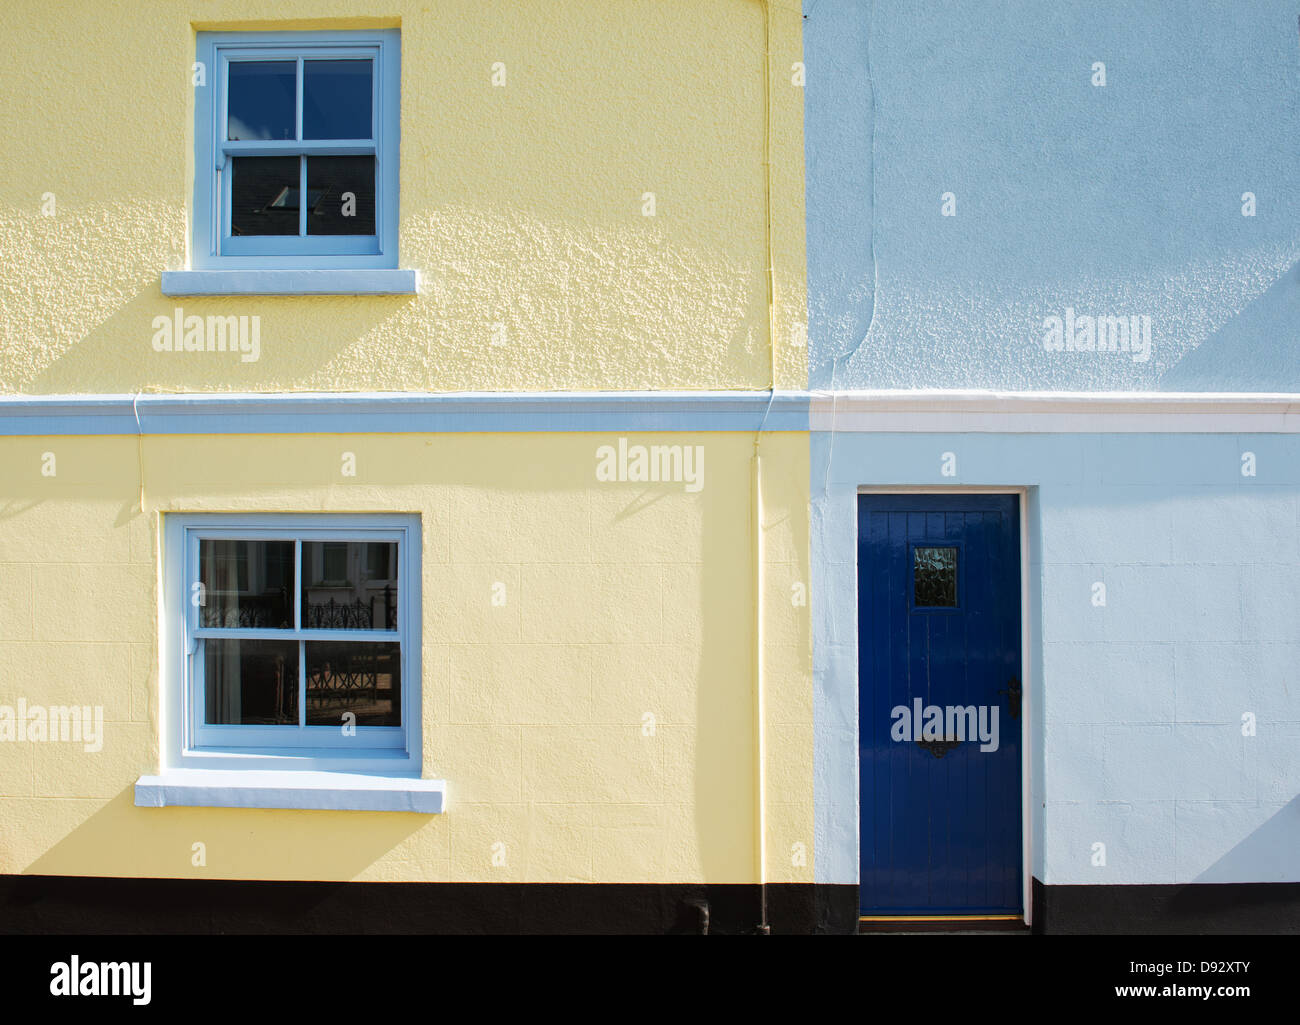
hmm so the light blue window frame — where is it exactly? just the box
[164,514,421,773]
[193,30,401,270]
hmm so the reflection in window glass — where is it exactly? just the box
[305,640,400,726]
[230,157,302,236]
[199,540,294,628]
[227,61,296,140]
[204,639,299,725]
[302,59,373,139]
[914,546,958,607]
[366,542,392,580]
[302,541,398,631]
[306,156,376,235]
[322,542,347,582]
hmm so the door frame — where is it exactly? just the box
[856,485,1032,926]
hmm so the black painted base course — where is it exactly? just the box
[0,875,860,935]
[1032,877,1300,934]
[6,875,1298,933]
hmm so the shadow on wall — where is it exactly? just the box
[1192,796,1300,885]
[1160,260,1300,392]
[0,498,44,523]
[20,788,432,883]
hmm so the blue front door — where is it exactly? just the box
[858,494,1022,916]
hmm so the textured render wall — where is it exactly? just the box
[0,0,806,394]
[0,431,811,884]
[805,0,1300,391]
[811,431,1300,887]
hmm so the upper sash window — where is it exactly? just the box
[193,31,400,270]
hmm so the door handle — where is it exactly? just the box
[998,676,1022,720]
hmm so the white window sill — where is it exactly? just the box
[160,269,419,296]
[134,770,445,813]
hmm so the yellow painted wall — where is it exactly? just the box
[0,431,811,883]
[0,1,806,395]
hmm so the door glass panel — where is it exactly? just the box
[914,546,958,607]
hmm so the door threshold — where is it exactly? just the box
[858,914,1028,934]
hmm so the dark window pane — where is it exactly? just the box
[306,156,376,235]
[914,546,958,607]
[199,540,295,628]
[227,61,296,141]
[306,641,400,726]
[302,541,398,630]
[230,157,302,236]
[366,543,391,580]
[303,59,373,139]
[322,542,347,582]
[204,639,299,725]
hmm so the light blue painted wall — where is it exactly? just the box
[804,0,1300,392]
[811,431,1300,886]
